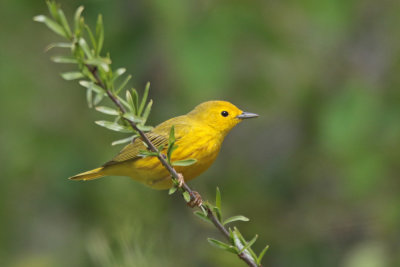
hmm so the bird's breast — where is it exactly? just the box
[171,128,223,181]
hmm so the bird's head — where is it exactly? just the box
[188,101,258,135]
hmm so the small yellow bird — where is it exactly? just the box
[70,101,258,189]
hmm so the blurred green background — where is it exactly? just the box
[1,0,400,266]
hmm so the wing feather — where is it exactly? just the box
[103,121,191,166]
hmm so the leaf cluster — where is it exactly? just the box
[34,0,153,146]
[195,188,269,266]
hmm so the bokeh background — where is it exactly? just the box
[1,0,400,266]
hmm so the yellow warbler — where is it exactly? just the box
[70,101,258,189]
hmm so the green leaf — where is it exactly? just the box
[223,215,250,226]
[194,211,211,223]
[216,187,222,212]
[79,80,103,93]
[46,0,59,21]
[74,6,84,33]
[239,235,258,254]
[61,71,84,80]
[172,159,197,166]
[182,191,191,203]
[257,245,269,265]
[139,82,150,115]
[131,89,139,115]
[168,186,178,195]
[116,74,132,94]
[117,96,130,110]
[139,150,159,157]
[86,88,93,108]
[95,106,119,115]
[51,56,77,63]
[85,58,110,72]
[57,9,72,38]
[122,113,143,123]
[137,124,153,132]
[169,125,175,144]
[234,227,246,245]
[213,207,222,223]
[111,135,137,146]
[125,90,135,112]
[45,42,72,51]
[95,121,132,133]
[96,14,104,56]
[78,38,93,59]
[141,99,153,123]
[84,24,97,54]
[93,92,105,106]
[113,68,126,81]
[207,238,238,254]
[34,15,67,38]
[167,145,177,165]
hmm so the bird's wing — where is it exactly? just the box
[103,120,191,166]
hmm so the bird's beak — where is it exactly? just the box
[236,111,259,119]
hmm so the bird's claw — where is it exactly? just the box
[176,173,184,188]
[187,191,203,208]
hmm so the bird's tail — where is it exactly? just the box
[69,167,105,181]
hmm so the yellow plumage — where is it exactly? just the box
[69,101,258,189]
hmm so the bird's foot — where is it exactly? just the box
[176,173,184,188]
[187,191,203,208]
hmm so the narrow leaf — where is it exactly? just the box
[46,0,59,21]
[92,92,104,106]
[239,235,258,254]
[137,124,153,132]
[85,58,110,72]
[34,15,67,38]
[95,121,132,133]
[61,72,84,80]
[139,150,159,157]
[78,38,93,59]
[213,207,222,222]
[207,238,238,254]
[45,42,72,51]
[111,135,137,146]
[95,106,119,115]
[74,6,84,33]
[116,74,131,94]
[139,82,150,115]
[223,215,250,226]
[96,14,104,55]
[169,125,175,144]
[194,211,212,223]
[172,159,197,166]
[51,56,77,63]
[113,68,126,81]
[125,90,134,112]
[79,80,103,93]
[85,24,97,53]
[122,113,143,123]
[86,88,93,108]
[257,245,269,265]
[216,187,222,212]
[57,9,72,38]
[167,145,177,164]
[131,89,139,115]
[141,99,153,123]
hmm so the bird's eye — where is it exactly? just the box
[221,111,229,117]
